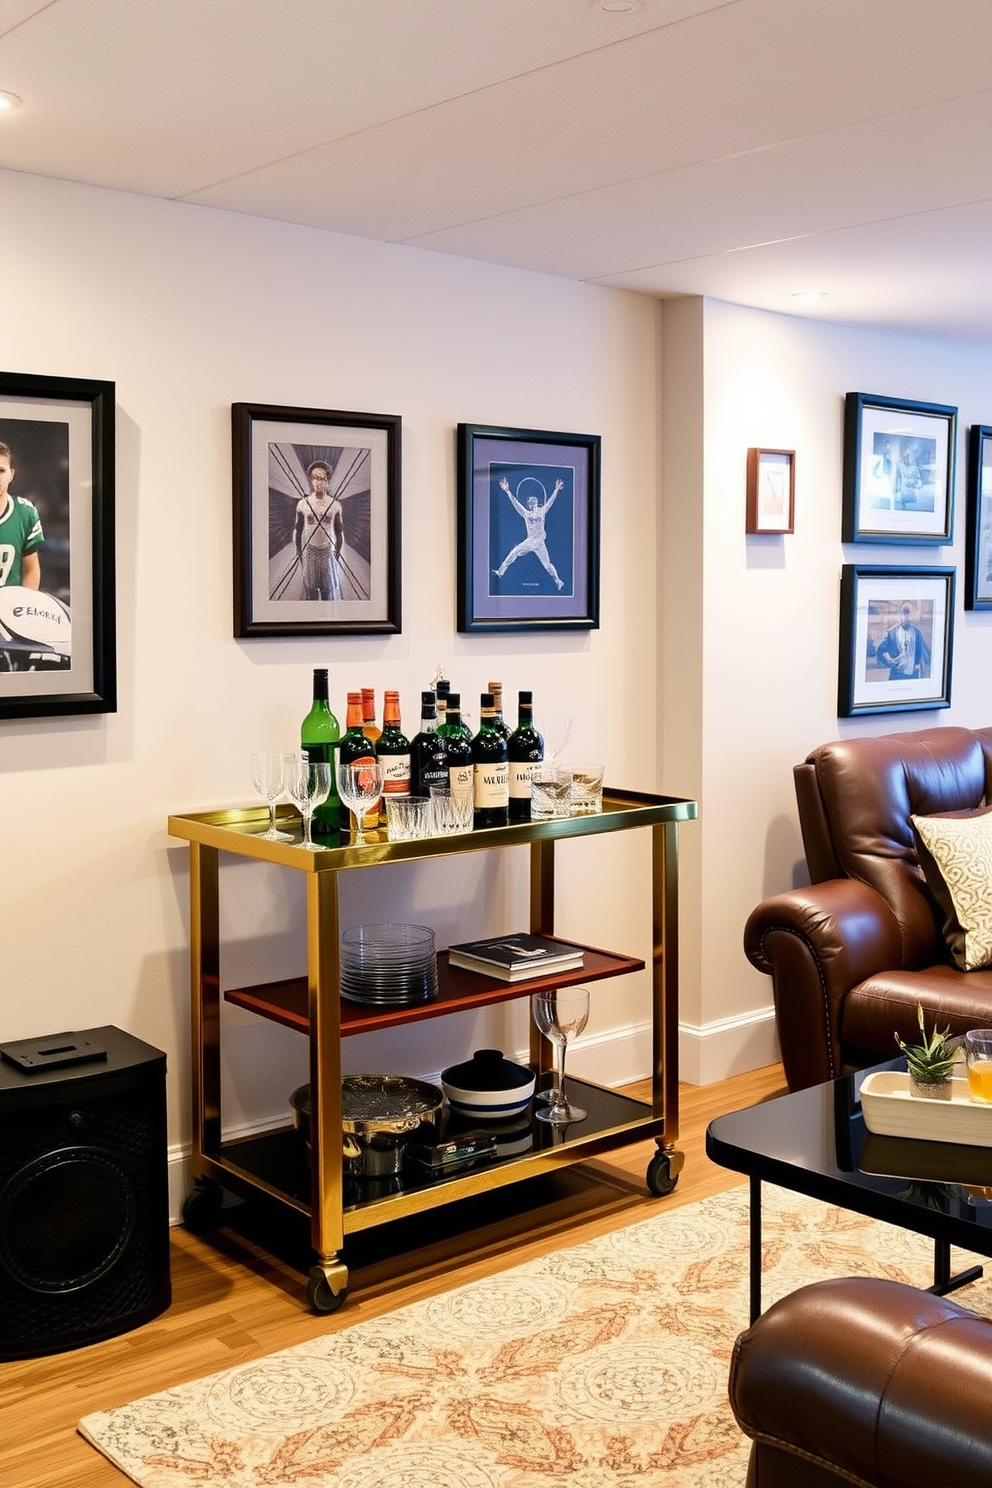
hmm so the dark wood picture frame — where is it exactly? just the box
[232,402,401,638]
[745,447,795,534]
[457,423,600,633]
[842,392,956,544]
[838,564,954,717]
[0,370,116,719]
[965,424,992,610]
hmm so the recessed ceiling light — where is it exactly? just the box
[0,91,22,112]
[595,0,642,13]
[791,291,829,304]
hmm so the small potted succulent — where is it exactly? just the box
[895,1005,957,1099]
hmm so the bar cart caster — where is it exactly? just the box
[307,1262,349,1314]
[181,1179,224,1235]
[647,1144,684,1198]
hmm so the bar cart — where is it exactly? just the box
[168,786,697,1312]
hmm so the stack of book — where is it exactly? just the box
[447,932,584,982]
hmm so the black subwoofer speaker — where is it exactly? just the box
[0,1024,171,1359]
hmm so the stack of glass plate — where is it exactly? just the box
[340,923,439,1006]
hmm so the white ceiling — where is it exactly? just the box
[2,0,991,345]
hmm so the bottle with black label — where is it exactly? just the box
[410,690,448,797]
[438,692,474,815]
[377,689,411,802]
[507,691,543,823]
[487,680,512,742]
[300,667,341,840]
[472,691,509,829]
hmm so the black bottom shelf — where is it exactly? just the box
[218,1078,655,1214]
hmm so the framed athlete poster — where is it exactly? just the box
[0,370,116,719]
[232,403,402,637]
[457,423,600,632]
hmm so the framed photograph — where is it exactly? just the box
[746,447,795,534]
[838,564,955,717]
[842,392,956,544]
[232,402,401,637]
[457,423,600,633]
[965,424,992,610]
[0,370,115,720]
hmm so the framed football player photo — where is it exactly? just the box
[0,370,116,720]
[232,402,402,637]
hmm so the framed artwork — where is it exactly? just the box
[842,392,956,544]
[838,564,955,717]
[745,447,795,534]
[965,424,992,610]
[457,423,600,633]
[232,402,401,637]
[0,370,116,720]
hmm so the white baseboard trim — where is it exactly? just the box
[166,1011,779,1222]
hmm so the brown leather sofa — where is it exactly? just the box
[729,1276,992,1487]
[745,725,992,1091]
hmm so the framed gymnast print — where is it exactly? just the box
[232,402,402,637]
[457,423,601,633]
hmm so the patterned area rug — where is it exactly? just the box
[78,1183,991,1487]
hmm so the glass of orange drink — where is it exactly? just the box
[964,1029,992,1103]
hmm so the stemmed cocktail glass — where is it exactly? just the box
[285,752,331,851]
[337,760,384,847]
[250,751,294,842]
[531,986,590,1124]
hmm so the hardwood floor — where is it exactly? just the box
[0,1063,786,1488]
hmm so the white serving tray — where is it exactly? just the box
[860,1070,992,1147]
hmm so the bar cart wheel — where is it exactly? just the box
[181,1179,224,1234]
[307,1264,348,1314]
[646,1145,684,1198]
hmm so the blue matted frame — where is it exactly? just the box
[457,423,600,633]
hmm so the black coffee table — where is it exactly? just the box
[706,1060,992,1321]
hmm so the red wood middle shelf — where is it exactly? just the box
[224,943,643,1037]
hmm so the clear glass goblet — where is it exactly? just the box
[337,759,384,847]
[250,751,294,841]
[535,715,572,771]
[532,986,590,1124]
[285,752,332,850]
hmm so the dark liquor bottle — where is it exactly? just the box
[507,691,544,824]
[487,680,512,742]
[438,693,473,812]
[435,677,451,730]
[300,667,341,840]
[410,690,448,797]
[472,691,509,829]
[376,690,411,801]
[338,692,376,840]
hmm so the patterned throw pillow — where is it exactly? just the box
[911,809,992,971]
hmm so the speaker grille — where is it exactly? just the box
[0,1064,170,1356]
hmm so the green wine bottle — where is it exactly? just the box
[300,667,341,840]
[438,692,473,815]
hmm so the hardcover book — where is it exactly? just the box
[447,932,584,981]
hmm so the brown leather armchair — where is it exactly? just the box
[745,725,992,1092]
[729,1277,992,1487]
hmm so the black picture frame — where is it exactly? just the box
[0,370,115,720]
[232,402,401,637]
[965,424,992,610]
[745,447,795,534]
[457,423,601,633]
[838,564,955,717]
[842,392,956,544]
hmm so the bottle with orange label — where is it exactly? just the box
[376,690,411,801]
[338,692,377,841]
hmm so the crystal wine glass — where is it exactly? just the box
[337,759,384,847]
[250,751,294,842]
[535,714,572,771]
[531,986,590,1124]
[285,752,331,851]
